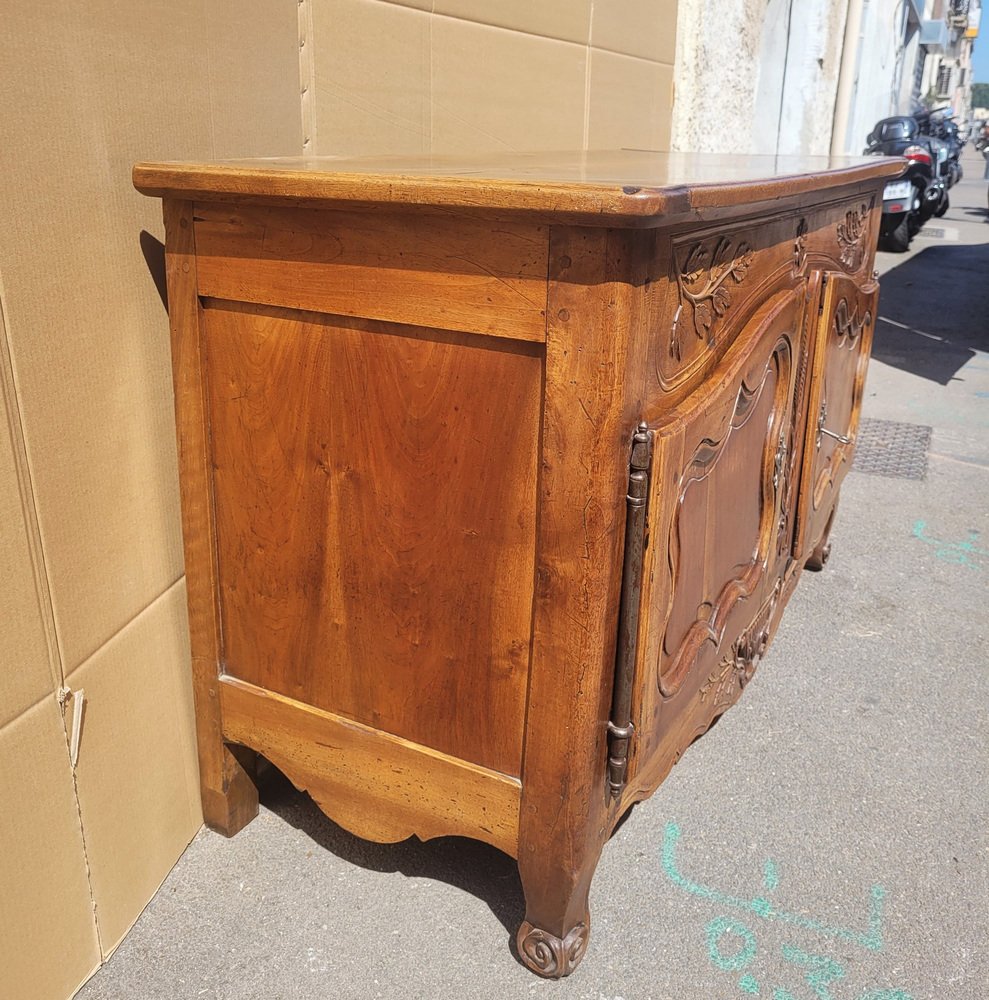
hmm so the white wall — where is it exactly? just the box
[671,0,847,155]
[839,0,919,154]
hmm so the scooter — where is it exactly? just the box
[917,111,963,194]
[864,115,947,252]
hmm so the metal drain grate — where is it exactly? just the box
[852,418,932,480]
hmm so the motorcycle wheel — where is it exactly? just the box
[934,191,949,218]
[881,213,911,252]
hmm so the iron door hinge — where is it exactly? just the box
[607,422,653,800]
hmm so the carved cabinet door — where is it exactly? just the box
[630,287,807,780]
[793,272,877,562]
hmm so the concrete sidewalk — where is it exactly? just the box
[78,158,988,1000]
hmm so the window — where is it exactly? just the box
[936,63,952,98]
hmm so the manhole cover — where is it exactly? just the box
[852,417,931,480]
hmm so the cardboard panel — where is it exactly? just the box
[379,0,432,10]
[433,0,592,44]
[431,19,587,153]
[0,2,301,673]
[66,581,202,954]
[205,0,304,158]
[591,0,678,64]
[587,50,674,152]
[0,6,208,671]
[0,311,56,727]
[0,698,100,1000]
[311,0,430,155]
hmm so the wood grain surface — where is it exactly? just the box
[794,273,878,561]
[143,157,894,978]
[162,200,258,836]
[194,204,549,341]
[203,301,542,777]
[514,225,652,977]
[134,151,905,227]
[627,289,806,809]
[219,676,521,855]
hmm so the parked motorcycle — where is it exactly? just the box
[975,120,989,154]
[919,111,965,192]
[864,115,948,252]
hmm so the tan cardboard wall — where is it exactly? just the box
[0,3,301,998]
[308,0,677,155]
[1,3,677,997]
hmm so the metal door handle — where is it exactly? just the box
[817,401,851,448]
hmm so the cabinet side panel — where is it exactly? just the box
[205,302,541,777]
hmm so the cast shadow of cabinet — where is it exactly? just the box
[255,759,527,939]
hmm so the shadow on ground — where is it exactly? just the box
[874,241,989,384]
[256,760,526,936]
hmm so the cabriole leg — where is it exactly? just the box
[805,502,838,571]
[515,843,598,978]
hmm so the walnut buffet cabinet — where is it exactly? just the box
[134,151,902,978]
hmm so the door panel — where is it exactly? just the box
[794,273,877,561]
[652,288,804,700]
[627,287,806,787]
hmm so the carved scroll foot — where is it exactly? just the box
[805,504,838,572]
[805,538,832,572]
[516,915,590,978]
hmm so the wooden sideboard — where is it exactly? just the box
[134,151,902,978]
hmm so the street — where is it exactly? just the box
[77,154,988,1000]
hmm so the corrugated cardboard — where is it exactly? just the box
[430,18,588,152]
[312,0,431,155]
[587,49,675,151]
[0,329,57,730]
[0,698,100,1000]
[311,0,677,156]
[591,0,678,64]
[433,0,593,44]
[0,2,301,997]
[0,1,677,996]
[67,582,201,953]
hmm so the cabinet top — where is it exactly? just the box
[134,150,904,227]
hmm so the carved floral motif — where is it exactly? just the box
[699,636,755,710]
[833,297,872,342]
[698,582,780,711]
[671,237,754,362]
[793,217,808,273]
[773,426,792,560]
[836,205,869,270]
[518,921,589,978]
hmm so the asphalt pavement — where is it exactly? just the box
[77,152,988,1000]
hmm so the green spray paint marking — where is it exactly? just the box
[764,859,780,892]
[738,972,760,994]
[912,520,988,570]
[662,822,886,951]
[781,945,846,999]
[707,916,757,971]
